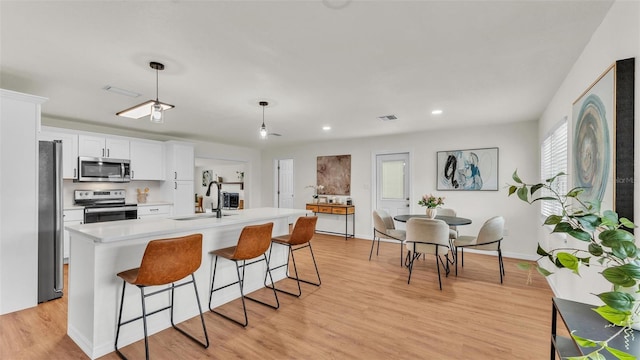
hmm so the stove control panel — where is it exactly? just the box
[74,189,126,203]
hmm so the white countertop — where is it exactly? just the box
[66,207,310,243]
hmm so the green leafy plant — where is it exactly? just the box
[508,170,638,360]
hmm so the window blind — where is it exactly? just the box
[540,119,568,217]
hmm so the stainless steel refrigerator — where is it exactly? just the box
[38,140,63,302]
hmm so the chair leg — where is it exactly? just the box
[368,235,376,261]
[244,254,280,310]
[498,249,505,284]
[169,274,209,348]
[266,242,321,297]
[406,250,414,284]
[399,242,403,267]
[209,257,249,327]
[139,287,150,360]
[114,281,127,359]
[435,254,442,290]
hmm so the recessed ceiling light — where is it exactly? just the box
[431,109,443,115]
[322,126,331,131]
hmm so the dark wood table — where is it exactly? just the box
[551,297,640,359]
[393,214,472,226]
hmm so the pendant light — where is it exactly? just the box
[259,101,268,139]
[116,61,174,122]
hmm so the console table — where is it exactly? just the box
[306,203,355,240]
[551,297,640,359]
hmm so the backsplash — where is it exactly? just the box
[63,180,165,207]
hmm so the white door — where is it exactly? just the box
[276,159,294,208]
[375,153,410,219]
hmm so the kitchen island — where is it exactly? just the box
[65,207,309,359]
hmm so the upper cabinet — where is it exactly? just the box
[78,135,129,159]
[38,129,78,179]
[165,141,194,181]
[130,140,165,181]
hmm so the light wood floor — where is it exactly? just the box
[0,233,555,359]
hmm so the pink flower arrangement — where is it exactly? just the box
[417,194,445,208]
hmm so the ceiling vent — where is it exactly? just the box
[103,85,141,98]
[378,114,398,121]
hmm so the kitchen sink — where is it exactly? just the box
[173,213,237,221]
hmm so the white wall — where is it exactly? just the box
[261,120,541,259]
[537,0,640,304]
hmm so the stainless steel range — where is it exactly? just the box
[74,189,137,224]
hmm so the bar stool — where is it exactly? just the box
[114,233,209,360]
[208,222,279,327]
[266,216,320,297]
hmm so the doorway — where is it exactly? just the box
[274,159,294,208]
[375,152,411,219]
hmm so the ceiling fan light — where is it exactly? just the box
[260,123,268,139]
[116,61,174,122]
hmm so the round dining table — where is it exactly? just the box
[393,214,472,226]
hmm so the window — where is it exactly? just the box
[540,118,568,217]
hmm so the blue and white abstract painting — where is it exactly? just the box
[436,148,498,191]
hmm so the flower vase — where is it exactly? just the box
[425,208,437,219]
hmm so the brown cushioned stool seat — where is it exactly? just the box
[208,222,279,327]
[114,233,209,360]
[266,216,320,297]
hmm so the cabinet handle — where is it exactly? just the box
[73,168,77,178]
[131,170,134,179]
[150,208,159,212]
[107,148,110,158]
[102,148,105,157]
[175,182,177,190]
[174,171,177,180]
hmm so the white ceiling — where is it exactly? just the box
[1,1,613,149]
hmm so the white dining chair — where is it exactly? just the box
[453,216,505,283]
[371,209,406,266]
[405,218,451,289]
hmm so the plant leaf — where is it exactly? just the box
[544,215,563,225]
[568,228,592,242]
[530,183,544,195]
[516,186,528,202]
[611,241,639,260]
[537,244,551,256]
[517,262,530,270]
[512,170,522,184]
[600,229,635,245]
[593,305,631,326]
[553,222,575,234]
[620,217,636,230]
[597,291,636,312]
[536,265,553,277]
[605,345,636,360]
[508,185,517,196]
[587,243,603,257]
[570,332,598,347]
[557,252,580,273]
[602,266,638,287]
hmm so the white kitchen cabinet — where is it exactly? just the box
[63,209,83,261]
[165,141,194,181]
[78,134,129,159]
[171,181,194,216]
[130,140,165,180]
[38,129,78,179]
[137,204,171,219]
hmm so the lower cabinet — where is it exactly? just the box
[63,209,84,262]
[137,204,172,219]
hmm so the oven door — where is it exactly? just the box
[84,205,138,224]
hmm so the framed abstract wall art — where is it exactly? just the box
[317,154,351,195]
[573,58,635,222]
[436,147,498,191]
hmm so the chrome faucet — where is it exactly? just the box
[205,181,222,218]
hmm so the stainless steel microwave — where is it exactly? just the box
[76,156,131,183]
